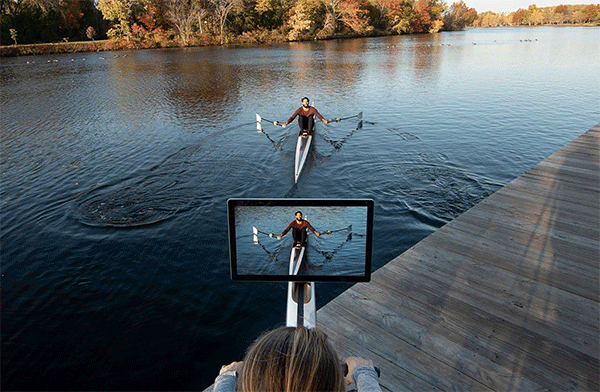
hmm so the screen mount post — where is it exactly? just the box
[286,282,316,328]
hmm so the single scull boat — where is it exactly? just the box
[294,132,312,183]
[289,243,305,275]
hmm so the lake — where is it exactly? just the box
[1,26,598,390]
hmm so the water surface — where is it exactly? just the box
[1,26,599,390]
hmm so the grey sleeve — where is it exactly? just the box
[213,373,237,392]
[353,364,382,392]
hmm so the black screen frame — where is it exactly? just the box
[227,198,374,282]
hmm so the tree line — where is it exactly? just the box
[475,4,600,27]
[0,0,476,47]
[1,0,597,48]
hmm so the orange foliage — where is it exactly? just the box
[339,0,372,33]
[60,0,83,30]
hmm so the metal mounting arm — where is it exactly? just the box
[286,282,316,328]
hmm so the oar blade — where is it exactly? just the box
[253,226,259,244]
[357,112,363,120]
[256,114,263,132]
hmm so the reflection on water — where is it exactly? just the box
[1,26,599,391]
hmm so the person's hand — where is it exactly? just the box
[344,357,374,385]
[219,361,244,375]
[282,123,287,128]
[323,119,329,124]
[316,232,321,236]
[277,235,282,240]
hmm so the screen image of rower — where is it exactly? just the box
[227,199,373,282]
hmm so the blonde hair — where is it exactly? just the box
[239,326,344,392]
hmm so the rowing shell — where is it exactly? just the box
[289,244,305,275]
[294,133,312,183]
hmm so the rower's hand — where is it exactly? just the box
[344,357,375,386]
[323,119,329,124]
[316,232,321,236]
[282,123,287,128]
[277,235,282,240]
[219,361,244,375]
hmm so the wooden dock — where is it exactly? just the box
[204,124,598,391]
[319,124,599,391]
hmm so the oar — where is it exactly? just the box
[256,113,284,128]
[327,112,363,123]
[253,226,276,244]
[321,224,352,235]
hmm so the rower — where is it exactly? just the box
[282,97,329,136]
[277,211,321,246]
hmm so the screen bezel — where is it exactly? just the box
[227,198,374,282]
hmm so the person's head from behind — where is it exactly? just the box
[239,326,344,392]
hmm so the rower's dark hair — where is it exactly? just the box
[295,211,302,216]
[301,97,309,102]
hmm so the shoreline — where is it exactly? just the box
[1,24,596,58]
[0,32,372,57]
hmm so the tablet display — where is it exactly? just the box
[227,199,374,282]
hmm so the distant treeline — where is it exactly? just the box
[1,1,598,52]
[474,4,600,27]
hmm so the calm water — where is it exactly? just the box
[1,26,599,390]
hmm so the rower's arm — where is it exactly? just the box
[278,222,294,238]
[306,222,320,236]
[313,108,328,124]
[284,108,301,127]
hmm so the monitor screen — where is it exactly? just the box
[227,199,373,282]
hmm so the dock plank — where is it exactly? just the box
[345,283,598,392]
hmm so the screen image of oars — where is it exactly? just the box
[252,224,353,276]
[227,199,373,283]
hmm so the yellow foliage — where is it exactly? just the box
[429,19,443,33]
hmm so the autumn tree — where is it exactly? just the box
[480,11,500,27]
[375,0,411,34]
[255,0,291,29]
[211,0,243,44]
[529,8,546,25]
[0,0,100,44]
[287,0,326,40]
[97,0,148,39]
[410,0,431,32]
[59,0,83,34]
[315,0,340,38]
[584,4,600,23]
[86,25,96,40]
[338,0,372,34]
[426,0,446,32]
[511,8,526,25]
[164,0,204,45]
[409,0,445,33]
[442,1,476,31]
[551,4,569,24]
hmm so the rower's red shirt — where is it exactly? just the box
[286,107,326,124]
[280,220,318,236]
